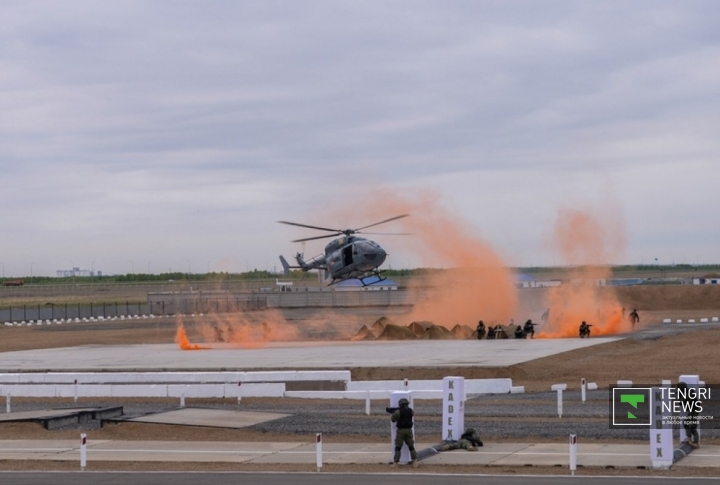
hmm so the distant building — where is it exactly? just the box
[56,267,100,278]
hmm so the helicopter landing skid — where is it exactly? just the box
[359,271,386,287]
[327,271,386,287]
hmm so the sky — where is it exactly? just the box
[1,1,719,277]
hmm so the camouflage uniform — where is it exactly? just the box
[439,428,484,452]
[391,399,418,466]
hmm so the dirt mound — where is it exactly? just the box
[407,321,434,337]
[450,324,475,339]
[421,325,455,340]
[376,324,417,340]
[351,325,377,341]
[370,317,394,335]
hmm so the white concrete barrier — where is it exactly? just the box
[510,386,525,394]
[700,318,709,323]
[223,383,285,398]
[689,319,696,323]
[713,317,719,323]
[0,371,351,385]
[617,380,633,388]
[167,384,226,398]
[677,320,682,323]
[111,385,168,398]
[346,378,511,395]
[662,319,671,323]
[285,390,442,400]
[56,384,113,398]
[587,382,598,391]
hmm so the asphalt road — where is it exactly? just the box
[0,472,717,485]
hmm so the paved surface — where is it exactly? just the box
[0,440,717,468]
[0,338,620,371]
[1,473,718,485]
[0,408,96,422]
[126,408,290,428]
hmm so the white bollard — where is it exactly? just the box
[403,378,408,389]
[80,433,87,470]
[316,433,322,472]
[557,389,564,418]
[581,378,587,403]
[180,391,185,408]
[237,382,242,404]
[74,379,79,403]
[365,390,371,416]
[569,434,577,475]
[6,392,10,413]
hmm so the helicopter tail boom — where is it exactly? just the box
[279,253,314,276]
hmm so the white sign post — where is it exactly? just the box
[650,380,673,469]
[389,391,414,464]
[569,434,577,475]
[442,376,465,441]
[678,374,700,443]
[581,378,587,403]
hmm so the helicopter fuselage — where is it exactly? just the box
[322,236,387,279]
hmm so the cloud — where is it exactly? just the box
[1,1,719,274]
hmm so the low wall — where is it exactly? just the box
[0,383,285,398]
[0,371,351,385]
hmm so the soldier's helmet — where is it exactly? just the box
[465,427,476,434]
[398,398,410,406]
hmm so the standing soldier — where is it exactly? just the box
[629,309,639,328]
[476,320,486,340]
[390,398,418,468]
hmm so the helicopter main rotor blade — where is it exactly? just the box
[357,232,414,236]
[292,233,343,243]
[277,221,342,233]
[355,214,409,231]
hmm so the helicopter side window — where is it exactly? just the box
[342,245,353,265]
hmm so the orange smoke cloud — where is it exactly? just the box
[337,190,518,327]
[539,207,630,338]
[175,325,210,350]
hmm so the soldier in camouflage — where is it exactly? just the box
[439,428,484,452]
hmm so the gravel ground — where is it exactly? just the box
[6,390,719,443]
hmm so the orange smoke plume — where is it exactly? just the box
[539,206,630,338]
[335,190,517,327]
[175,325,210,350]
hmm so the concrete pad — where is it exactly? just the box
[424,443,530,466]
[674,446,720,468]
[0,338,621,371]
[324,443,394,464]
[0,408,96,422]
[84,440,298,463]
[127,408,290,428]
[245,443,312,464]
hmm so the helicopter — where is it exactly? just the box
[278,214,410,286]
